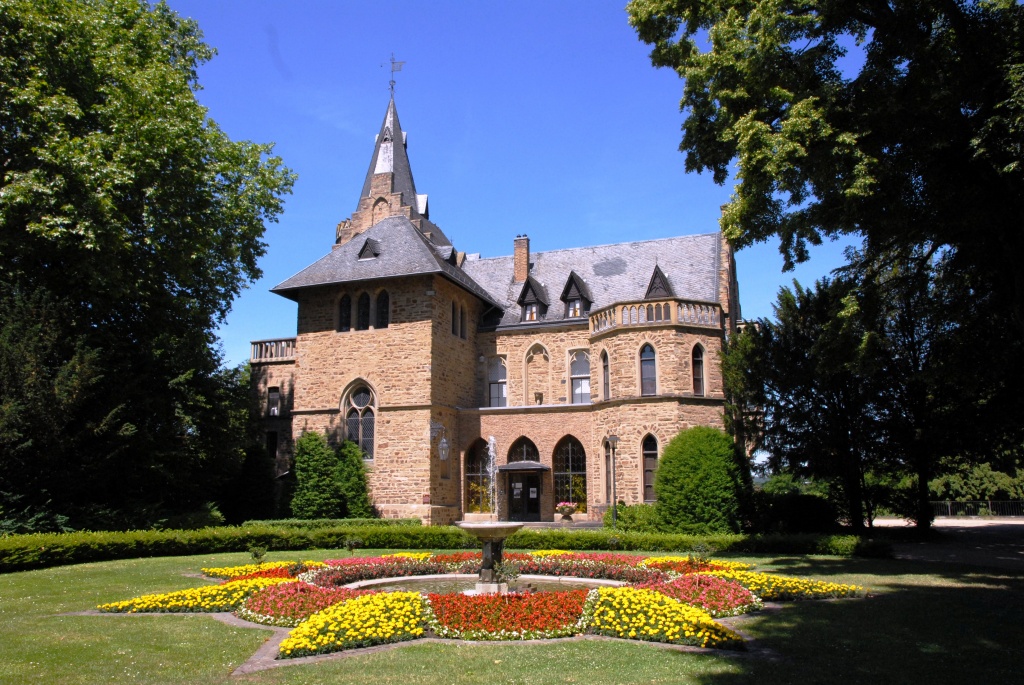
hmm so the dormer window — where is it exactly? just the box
[517,276,548,323]
[560,271,591,319]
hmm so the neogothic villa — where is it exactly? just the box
[252,98,741,524]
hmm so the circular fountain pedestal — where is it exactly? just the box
[457,521,525,594]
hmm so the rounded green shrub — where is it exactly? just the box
[335,440,374,518]
[654,427,745,534]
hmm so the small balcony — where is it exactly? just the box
[590,299,721,334]
[250,337,296,363]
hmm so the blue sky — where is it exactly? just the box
[166,0,856,367]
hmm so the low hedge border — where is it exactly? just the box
[0,525,892,574]
[241,518,422,529]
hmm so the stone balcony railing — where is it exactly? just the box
[250,337,296,363]
[590,299,721,334]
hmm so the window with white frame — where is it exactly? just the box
[488,357,507,407]
[569,350,591,404]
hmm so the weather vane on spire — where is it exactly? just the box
[387,53,405,96]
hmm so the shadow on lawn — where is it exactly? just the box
[691,564,1024,685]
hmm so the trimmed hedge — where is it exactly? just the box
[0,524,892,574]
[242,518,422,529]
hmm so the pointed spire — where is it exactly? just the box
[359,98,418,211]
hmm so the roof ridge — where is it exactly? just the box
[467,231,721,263]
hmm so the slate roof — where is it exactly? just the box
[461,233,723,329]
[271,215,501,308]
[359,99,418,212]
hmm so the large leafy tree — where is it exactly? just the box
[628,0,1024,333]
[727,249,1024,528]
[0,0,294,528]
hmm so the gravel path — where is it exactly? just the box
[874,517,1024,572]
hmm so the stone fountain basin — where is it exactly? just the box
[457,521,524,542]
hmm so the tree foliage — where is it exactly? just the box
[336,440,374,519]
[290,432,343,520]
[0,0,294,528]
[628,0,1024,333]
[654,426,746,534]
[725,248,1024,528]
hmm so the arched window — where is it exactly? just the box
[338,294,351,332]
[508,437,539,462]
[465,440,492,513]
[344,384,375,458]
[356,293,370,330]
[569,351,590,404]
[376,291,390,329]
[692,345,705,396]
[601,351,610,401]
[451,301,459,336]
[488,357,507,407]
[640,344,656,396]
[642,435,658,502]
[554,437,587,512]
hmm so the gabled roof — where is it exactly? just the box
[271,215,500,308]
[358,238,381,260]
[461,232,722,329]
[358,98,418,211]
[559,270,592,303]
[645,264,674,299]
[517,275,549,306]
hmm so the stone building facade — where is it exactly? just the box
[251,98,741,525]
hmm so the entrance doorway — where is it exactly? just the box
[508,473,541,522]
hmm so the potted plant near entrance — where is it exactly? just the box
[556,502,577,522]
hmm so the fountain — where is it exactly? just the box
[455,435,524,593]
[457,520,524,593]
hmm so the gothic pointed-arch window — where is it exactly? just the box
[465,439,493,513]
[640,344,656,396]
[554,436,587,512]
[508,437,539,463]
[338,294,351,332]
[376,291,390,329]
[601,351,610,401]
[642,435,658,502]
[356,293,371,330]
[692,345,705,396]
[569,350,591,404]
[344,385,375,459]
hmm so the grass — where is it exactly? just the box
[0,548,1021,684]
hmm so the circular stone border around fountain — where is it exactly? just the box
[342,573,627,594]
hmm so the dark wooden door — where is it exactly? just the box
[509,473,541,521]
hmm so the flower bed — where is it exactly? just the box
[426,589,590,640]
[98,577,293,613]
[201,561,324,580]
[589,586,744,649]
[98,548,864,659]
[237,582,376,627]
[640,555,753,574]
[634,575,761,617]
[277,591,426,658]
[705,570,863,601]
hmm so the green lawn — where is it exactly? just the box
[1,549,1021,684]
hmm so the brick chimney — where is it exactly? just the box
[514,234,530,282]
